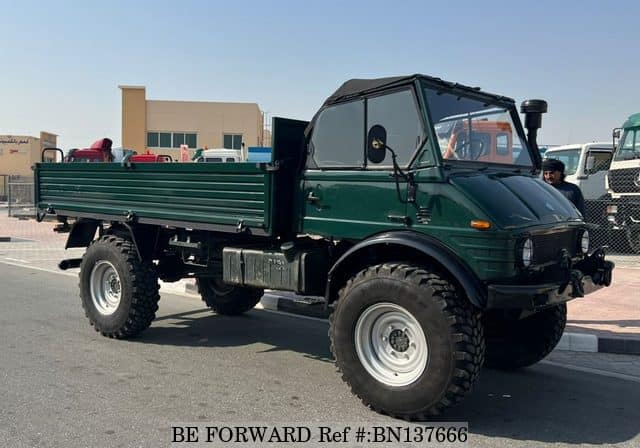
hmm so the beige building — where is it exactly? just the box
[119,86,269,160]
[0,131,57,200]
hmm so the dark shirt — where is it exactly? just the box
[554,181,586,216]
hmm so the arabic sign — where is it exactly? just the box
[0,136,32,156]
[0,137,30,145]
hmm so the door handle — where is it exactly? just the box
[387,214,411,225]
[307,192,320,203]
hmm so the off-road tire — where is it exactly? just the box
[79,235,160,338]
[196,277,263,316]
[483,304,566,370]
[329,263,484,419]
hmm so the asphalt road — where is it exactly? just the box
[1,263,639,448]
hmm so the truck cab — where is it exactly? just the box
[544,143,613,201]
[606,113,640,252]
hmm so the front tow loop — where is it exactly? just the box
[574,248,615,288]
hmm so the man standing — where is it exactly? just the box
[542,158,586,216]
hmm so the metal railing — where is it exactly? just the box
[0,175,7,202]
[7,175,35,218]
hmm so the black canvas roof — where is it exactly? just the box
[321,75,416,107]
[305,74,515,137]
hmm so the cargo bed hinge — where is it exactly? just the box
[236,219,248,234]
[260,160,281,172]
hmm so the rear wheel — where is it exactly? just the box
[330,263,484,419]
[483,304,566,370]
[196,277,263,315]
[79,235,160,338]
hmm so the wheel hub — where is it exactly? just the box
[389,329,410,352]
[90,260,122,316]
[354,302,429,387]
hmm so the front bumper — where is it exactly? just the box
[486,249,614,310]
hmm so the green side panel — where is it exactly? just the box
[301,170,408,238]
[35,162,273,233]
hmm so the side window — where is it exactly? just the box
[496,133,509,156]
[310,100,364,168]
[367,90,424,167]
[586,151,612,174]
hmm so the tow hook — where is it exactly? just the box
[570,270,585,298]
[575,248,615,287]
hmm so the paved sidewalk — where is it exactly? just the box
[565,267,640,353]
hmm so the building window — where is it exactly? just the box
[147,132,159,147]
[173,133,185,148]
[147,132,197,148]
[159,133,171,148]
[185,133,197,148]
[223,134,243,150]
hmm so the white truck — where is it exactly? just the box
[543,142,614,201]
[543,143,613,248]
[193,148,243,163]
[606,113,640,253]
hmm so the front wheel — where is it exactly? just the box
[483,304,567,370]
[79,235,160,338]
[330,263,484,419]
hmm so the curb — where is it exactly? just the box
[181,281,640,356]
[557,332,640,355]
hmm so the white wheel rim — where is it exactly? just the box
[354,302,428,387]
[90,261,122,316]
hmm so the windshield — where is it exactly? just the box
[423,86,532,167]
[544,148,581,175]
[614,129,640,161]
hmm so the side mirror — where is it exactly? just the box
[367,124,387,164]
[585,155,596,173]
[612,128,621,149]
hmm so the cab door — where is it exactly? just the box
[301,88,426,240]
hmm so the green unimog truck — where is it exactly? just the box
[35,74,614,419]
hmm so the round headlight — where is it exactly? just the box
[522,238,533,267]
[580,230,590,254]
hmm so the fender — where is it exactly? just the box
[65,219,100,249]
[65,220,158,261]
[326,231,487,308]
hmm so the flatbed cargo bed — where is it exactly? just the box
[35,162,275,235]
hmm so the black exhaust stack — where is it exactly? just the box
[520,99,548,172]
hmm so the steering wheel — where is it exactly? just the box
[454,137,484,160]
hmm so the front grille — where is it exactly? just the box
[532,230,577,264]
[608,168,640,193]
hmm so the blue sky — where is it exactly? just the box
[1,0,638,148]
